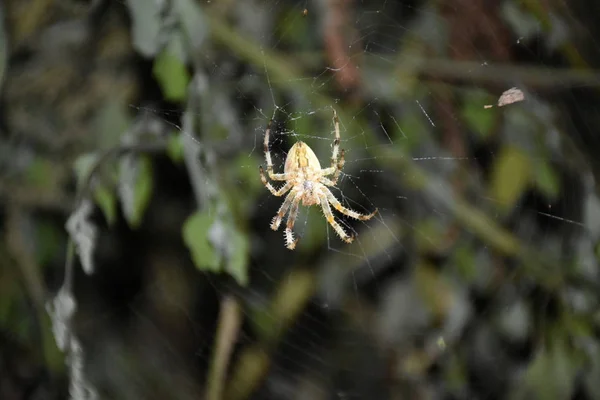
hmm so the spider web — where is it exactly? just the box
[62,1,600,399]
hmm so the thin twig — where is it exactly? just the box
[206,296,242,400]
[225,269,316,400]
[288,51,600,90]
[4,203,56,368]
[323,0,362,98]
[0,183,73,212]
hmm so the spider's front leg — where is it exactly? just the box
[330,149,345,185]
[321,109,345,185]
[259,166,292,196]
[263,119,287,181]
[330,109,341,168]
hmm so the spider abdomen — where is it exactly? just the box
[284,141,322,173]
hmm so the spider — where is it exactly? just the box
[259,109,378,250]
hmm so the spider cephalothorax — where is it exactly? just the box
[259,109,377,250]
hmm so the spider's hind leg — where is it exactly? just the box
[284,193,302,250]
[324,188,378,221]
[271,189,297,230]
[319,194,354,244]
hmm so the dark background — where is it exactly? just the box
[1,0,600,399]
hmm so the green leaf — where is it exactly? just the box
[93,98,131,149]
[182,211,221,272]
[174,0,208,52]
[182,207,249,286]
[125,0,162,57]
[415,262,454,320]
[166,132,184,164]
[444,353,468,392]
[248,306,274,341]
[132,157,153,228]
[461,89,496,139]
[74,153,118,225]
[226,227,249,286]
[35,220,64,266]
[73,153,98,187]
[533,160,560,200]
[153,37,190,102]
[565,315,593,338]
[94,184,117,226]
[41,312,66,373]
[120,156,154,229]
[502,1,542,42]
[25,158,60,189]
[489,145,531,214]
[452,243,476,281]
[516,334,579,400]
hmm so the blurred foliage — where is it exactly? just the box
[489,145,532,214]
[153,43,190,102]
[1,0,600,400]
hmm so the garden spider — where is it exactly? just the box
[259,109,378,250]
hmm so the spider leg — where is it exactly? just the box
[319,176,336,186]
[321,109,345,185]
[324,187,378,220]
[330,108,341,169]
[270,189,298,230]
[260,166,292,196]
[284,192,303,250]
[330,148,345,184]
[320,149,345,179]
[263,119,287,181]
[319,192,353,243]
